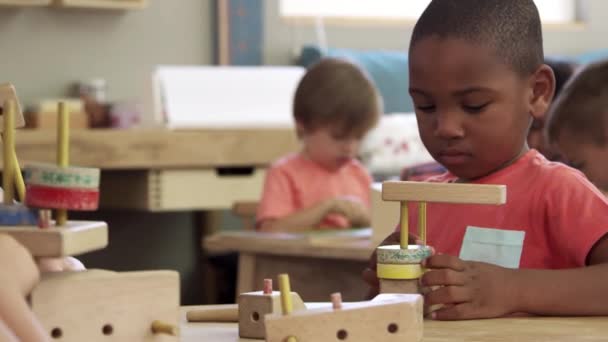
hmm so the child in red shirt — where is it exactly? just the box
[256,58,382,232]
[364,0,608,320]
[546,60,608,195]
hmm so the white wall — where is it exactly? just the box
[0,0,212,106]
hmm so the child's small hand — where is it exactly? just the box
[421,254,518,320]
[329,197,370,227]
[362,231,422,299]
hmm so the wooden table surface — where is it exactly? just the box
[180,305,608,341]
[204,229,375,261]
[9,128,298,170]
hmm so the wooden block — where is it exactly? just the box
[24,163,100,189]
[31,269,179,341]
[265,294,423,342]
[25,185,99,210]
[380,279,420,295]
[238,291,305,339]
[0,84,25,130]
[0,204,38,225]
[382,181,506,205]
[0,220,108,257]
[26,99,88,130]
[371,183,399,244]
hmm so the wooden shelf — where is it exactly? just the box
[53,0,147,9]
[0,221,108,257]
[0,0,50,6]
[10,128,298,170]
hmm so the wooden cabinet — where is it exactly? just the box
[0,0,147,9]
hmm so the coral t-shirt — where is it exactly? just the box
[402,150,608,269]
[256,153,372,229]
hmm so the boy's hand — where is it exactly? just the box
[329,197,370,227]
[422,254,518,320]
[361,231,421,299]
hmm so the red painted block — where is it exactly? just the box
[25,185,99,211]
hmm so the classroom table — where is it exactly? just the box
[180,304,608,341]
[204,229,376,301]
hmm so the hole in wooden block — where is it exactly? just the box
[250,311,260,322]
[387,323,399,334]
[0,106,3,115]
[102,324,113,335]
[51,327,62,339]
[337,329,348,340]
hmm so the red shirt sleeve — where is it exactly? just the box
[255,165,296,228]
[546,168,608,266]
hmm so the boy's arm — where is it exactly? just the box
[513,234,608,316]
[422,234,608,320]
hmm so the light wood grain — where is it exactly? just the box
[0,0,49,5]
[179,305,608,341]
[0,220,107,257]
[204,231,375,261]
[100,168,265,211]
[53,0,147,9]
[9,128,298,170]
[264,294,423,342]
[32,270,179,341]
[237,291,305,339]
[382,181,507,205]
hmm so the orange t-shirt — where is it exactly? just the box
[256,153,372,229]
[402,150,608,269]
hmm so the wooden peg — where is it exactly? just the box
[264,278,273,294]
[399,202,408,249]
[186,307,238,322]
[56,102,69,226]
[151,320,178,336]
[331,293,342,310]
[418,202,427,246]
[3,99,15,205]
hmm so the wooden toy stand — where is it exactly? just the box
[0,84,180,341]
[378,181,507,296]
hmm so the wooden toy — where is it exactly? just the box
[378,181,507,295]
[265,291,424,342]
[186,277,306,340]
[0,85,179,341]
[0,96,107,257]
[237,278,305,339]
[30,269,179,341]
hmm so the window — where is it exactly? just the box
[280,0,579,24]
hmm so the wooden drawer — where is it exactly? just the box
[100,168,266,211]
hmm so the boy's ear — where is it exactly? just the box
[529,64,556,120]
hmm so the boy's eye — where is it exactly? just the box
[463,103,489,113]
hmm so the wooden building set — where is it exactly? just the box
[0,83,179,341]
[1,82,507,341]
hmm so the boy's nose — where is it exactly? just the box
[435,112,465,139]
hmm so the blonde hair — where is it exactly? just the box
[293,58,382,138]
